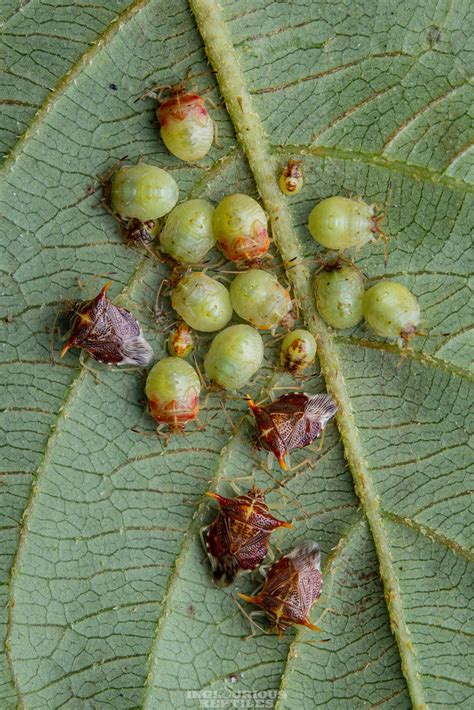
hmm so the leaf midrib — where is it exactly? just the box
[189,1,432,706]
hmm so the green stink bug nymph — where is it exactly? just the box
[158,85,214,163]
[280,329,317,375]
[204,324,264,390]
[159,199,216,264]
[362,281,421,346]
[171,272,232,332]
[308,196,386,253]
[111,163,179,222]
[314,261,365,329]
[145,357,201,431]
[229,269,291,331]
[213,193,270,263]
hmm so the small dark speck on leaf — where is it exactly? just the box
[109,83,119,91]
[428,26,442,46]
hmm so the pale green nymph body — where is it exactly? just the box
[314,264,364,329]
[171,272,232,332]
[213,194,270,262]
[204,325,264,390]
[362,281,421,339]
[308,196,379,250]
[230,269,291,330]
[159,199,216,264]
[158,91,214,163]
[111,164,179,221]
[145,357,201,430]
[280,329,317,374]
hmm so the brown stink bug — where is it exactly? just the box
[238,541,322,634]
[60,282,153,366]
[204,487,292,586]
[247,392,337,470]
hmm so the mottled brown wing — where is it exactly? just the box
[206,512,232,559]
[262,556,298,599]
[281,393,337,451]
[235,528,272,571]
[81,300,141,364]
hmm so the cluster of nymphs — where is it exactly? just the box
[58,81,420,635]
[309,196,422,347]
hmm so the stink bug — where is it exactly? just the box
[247,392,337,469]
[60,282,153,366]
[279,159,303,196]
[204,487,292,586]
[238,541,323,634]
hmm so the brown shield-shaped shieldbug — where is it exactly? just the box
[238,540,322,634]
[205,486,292,586]
[60,282,153,366]
[247,392,337,470]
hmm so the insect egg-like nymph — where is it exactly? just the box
[279,160,303,196]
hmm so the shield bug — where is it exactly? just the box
[314,261,365,329]
[280,329,317,375]
[60,282,153,366]
[205,487,292,585]
[158,84,214,162]
[279,159,303,196]
[159,199,217,264]
[171,271,233,332]
[204,324,264,390]
[168,321,194,358]
[145,357,201,431]
[213,193,270,263]
[238,541,323,634]
[308,196,386,253]
[362,281,421,347]
[247,392,337,470]
[229,269,292,331]
[111,162,179,222]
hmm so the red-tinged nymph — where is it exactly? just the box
[238,541,322,634]
[145,357,201,432]
[247,392,337,470]
[158,86,214,163]
[60,282,153,366]
[205,486,292,586]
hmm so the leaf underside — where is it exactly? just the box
[0,1,472,709]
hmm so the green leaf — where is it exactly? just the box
[1,0,472,708]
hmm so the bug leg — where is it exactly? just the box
[77,350,101,384]
[199,524,211,565]
[232,596,269,639]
